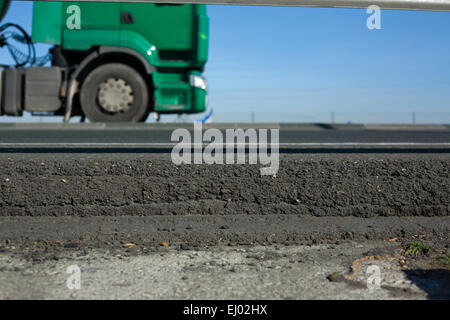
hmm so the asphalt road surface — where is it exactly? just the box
[0,123,448,299]
[0,123,449,147]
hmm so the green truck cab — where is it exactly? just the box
[0,1,209,122]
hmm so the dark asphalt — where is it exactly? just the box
[0,123,448,254]
[0,123,448,145]
[0,152,448,251]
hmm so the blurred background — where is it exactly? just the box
[1,1,449,124]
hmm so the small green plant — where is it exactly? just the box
[402,241,431,257]
[435,254,450,267]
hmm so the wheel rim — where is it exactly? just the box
[97,78,134,114]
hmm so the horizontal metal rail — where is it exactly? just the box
[36,0,450,12]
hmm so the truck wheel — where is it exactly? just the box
[80,63,150,122]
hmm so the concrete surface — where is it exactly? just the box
[0,241,448,300]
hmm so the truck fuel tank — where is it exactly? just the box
[0,66,63,116]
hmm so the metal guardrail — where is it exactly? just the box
[36,0,450,11]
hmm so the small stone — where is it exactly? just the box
[64,242,79,248]
[180,244,193,251]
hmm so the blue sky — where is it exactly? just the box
[1,1,450,123]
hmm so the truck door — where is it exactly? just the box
[62,1,120,50]
[119,3,194,60]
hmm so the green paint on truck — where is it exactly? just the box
[0,0,209,122]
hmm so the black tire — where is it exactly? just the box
[80,63,150,122]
